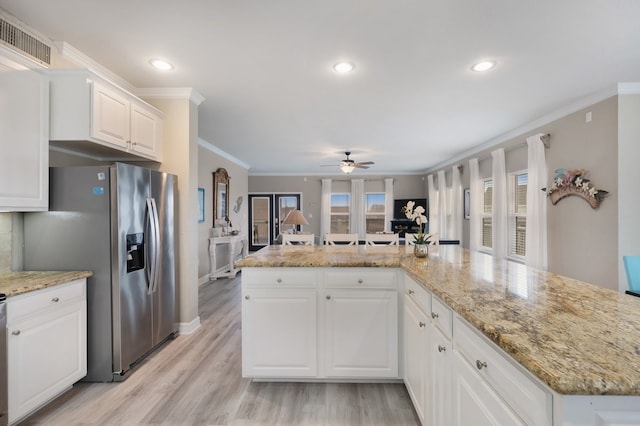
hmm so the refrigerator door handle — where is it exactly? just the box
[149,197,161,294]
[146,198,160,295]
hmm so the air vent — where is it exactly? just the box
[0,16,51,65]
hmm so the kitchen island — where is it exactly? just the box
[237,245,640,425]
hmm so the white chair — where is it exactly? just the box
[404,232,439,246]
[282,233,315,245]
[365,233,399,246]
[325,233,359,245]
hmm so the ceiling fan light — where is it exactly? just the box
[340,164,355,174]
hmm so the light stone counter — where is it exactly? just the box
[0,270,93,297]
[237,244,640,396]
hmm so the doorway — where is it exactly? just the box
[248,193,301,251]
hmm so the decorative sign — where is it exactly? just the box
[543,168,608,209]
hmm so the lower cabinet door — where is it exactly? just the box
[324,289,398,378]
[404,295,427,423]
[452,351,525,426]
[7,300,87,424]
[429,326,452,426]
[242,288,317,377]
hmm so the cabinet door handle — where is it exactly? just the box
[419,322,426,328]
[438,345,446,353]
[431,312,439,319]
[52,297,60,302]
[244,295,250,300]
[12,330,20,336]
[357,278,363,284]
[326,295,331,300]
[407,289,415,295]
[276,278,282,283]
[476,360,488,370]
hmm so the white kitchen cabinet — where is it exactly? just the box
[428,324,452,426]
[7,279,87,424]
[452,351,525,426]
[403,294,428,423]
[0,47,48,211]
[323,288,398,378]
[242,288,317,378]
[49,69,163,161]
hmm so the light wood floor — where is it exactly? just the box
[20,275,420,426]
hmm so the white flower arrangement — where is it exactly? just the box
[402,201,430,244]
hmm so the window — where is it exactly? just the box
[365,193,385,233]
[330,193,350,233]
[509,172,527,259]
[481,179,493,249]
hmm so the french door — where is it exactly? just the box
[248,193,301,251]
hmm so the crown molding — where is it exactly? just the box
[136,87,205,105]
[424,84,622,174]
[53,41,135,92]
[198,138,251,169]
[618,83,640,95]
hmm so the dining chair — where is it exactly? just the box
[623,255,640,294]
[404,233,439,246]
[324,233,359,245]
[365,233,399,246]
[282,233,315,245]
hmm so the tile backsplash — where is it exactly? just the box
[0,212,12,272]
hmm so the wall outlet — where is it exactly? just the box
[586,111,592,123]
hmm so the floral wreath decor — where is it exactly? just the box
[543,168,608,209]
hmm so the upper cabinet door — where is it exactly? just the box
[91,81,130,149]
[130,101,162,161]
[0,49,48,211]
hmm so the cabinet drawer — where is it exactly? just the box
[453,315,551,426]
[7,279,86,323]
[324,268,397,289]
[404,275,430,314]
[242,268,317,288]
[430,296,452,339]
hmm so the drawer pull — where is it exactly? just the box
[358,278,363,284]
[407,289,415,295]
[438,345,446,353]
[52,297,60,302]
[326,295,331,300]
[476,360,488,370]
[12,330,21,336]
[276,278,282,283]
[431,312,439,319]
[419,321,426,328]
[244,295,250,300]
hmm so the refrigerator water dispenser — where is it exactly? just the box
[126,233,145,273]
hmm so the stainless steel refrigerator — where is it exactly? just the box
[24,163,178,382]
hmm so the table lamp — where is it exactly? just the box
[282,209,309,234]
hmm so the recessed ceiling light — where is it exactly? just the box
[471,60,496,72]
[149,59,174,71]
[333,61,355,74]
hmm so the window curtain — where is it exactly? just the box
[451,165,463,241]
[320,178,331,244]
[525,134,548,270]
[384,178,394,232]
[351,179,365,240]
[468,158,481,251]
[492,148,508,259]
[437,170,448,239]
[427,174,439,235]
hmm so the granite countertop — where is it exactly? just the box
[0,270,93,297]
[237,244,640,396]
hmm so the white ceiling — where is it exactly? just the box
[1,0,639,175]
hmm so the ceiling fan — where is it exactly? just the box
[322,151,375,174]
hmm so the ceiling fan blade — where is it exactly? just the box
[320,164,339,167]
[355,161,375,166]
[354,164,370,169]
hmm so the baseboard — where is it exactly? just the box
[198,274,210,286]
[178,316,201,335]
